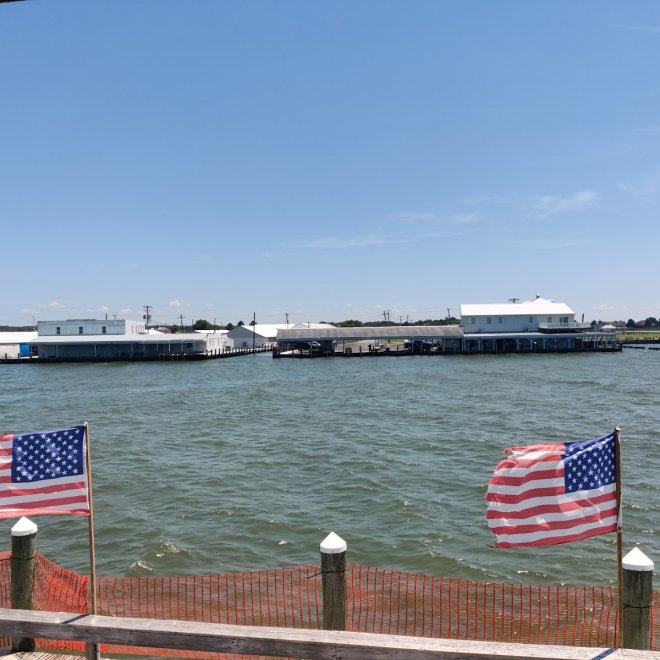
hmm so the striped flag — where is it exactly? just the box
[485,433,617,547]
[0,425,90,518]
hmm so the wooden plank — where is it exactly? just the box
[0,608,660,660]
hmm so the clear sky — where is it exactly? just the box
[2,1,660,326]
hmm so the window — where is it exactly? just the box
[79,326,83,334]
[56,327,61,335]
[529,317,534,324]
[102,326,107,334]
[471,317,476,324]
[560,316,568,325]
[498,317,503,324]
[547,316,552,323]
[486,317,491,324]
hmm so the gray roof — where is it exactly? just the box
[277,325,463,342]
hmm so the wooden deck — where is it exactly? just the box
[1,608,660,660]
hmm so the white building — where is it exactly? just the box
[227,324,282,348]
[227,322,336,348]
[37,319,146,336]
[0,331,38,360]
[30,319,227,360]
[460,295,589,334]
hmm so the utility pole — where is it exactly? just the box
[178,315,185,331]
[509,298,520,304]
[143,305,152,327]
[252,312,256,352]
[284,312,289,326]
[446,307,452,320]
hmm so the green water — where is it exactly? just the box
[0,350,657,585]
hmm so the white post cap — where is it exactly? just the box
[320,531,347,554]
[622,546,654,572]
[11,517,38,537]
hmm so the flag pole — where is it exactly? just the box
[83,422,100,660]
[614,426,623,647]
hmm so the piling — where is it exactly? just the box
[10,516,38,652]
[622,546,654,649]
[320,531,346,631]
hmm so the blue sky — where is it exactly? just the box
[2,1,660,326]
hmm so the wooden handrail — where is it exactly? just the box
[0,608,657,660]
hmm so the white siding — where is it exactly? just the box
[37,319,146,336]
[460,297,576,333]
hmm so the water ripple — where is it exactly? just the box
[0,351,658,584]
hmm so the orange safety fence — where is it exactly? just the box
[0,551,657,658]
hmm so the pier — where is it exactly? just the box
[1,345,271,364]
[273,325,622,357]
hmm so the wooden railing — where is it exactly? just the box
[0,607,658,660]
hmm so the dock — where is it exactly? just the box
[273,325,623,357]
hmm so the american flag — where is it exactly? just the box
[485,433,617,548]
[0,425,90,518]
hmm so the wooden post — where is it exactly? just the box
[622,547,654,650]
[83,422,101,660]
[614,426,623,645]
[11,517,38,652]
[320,532,346,631]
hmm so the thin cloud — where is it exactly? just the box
[169,299,183,308]
[183,254,216,265]
[293,220,481,249]
[396,211,479,225]
[618,24,660,34]
[450,213,479,224]
[593,303,617,312]
[47,301,66,309]
[619,171,660,201]
[293,233,411,249]
[533,190,599,216]
[460,194,510,207]
[396,212,439,223]
[511,238,585,249]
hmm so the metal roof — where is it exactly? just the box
[0,332,38,344]
[277,325,463,342]
[460,297,574,317]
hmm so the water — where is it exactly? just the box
[0,350,657,586]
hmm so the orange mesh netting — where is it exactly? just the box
[0,552,657,658]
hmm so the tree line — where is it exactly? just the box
[3,316,660,334]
